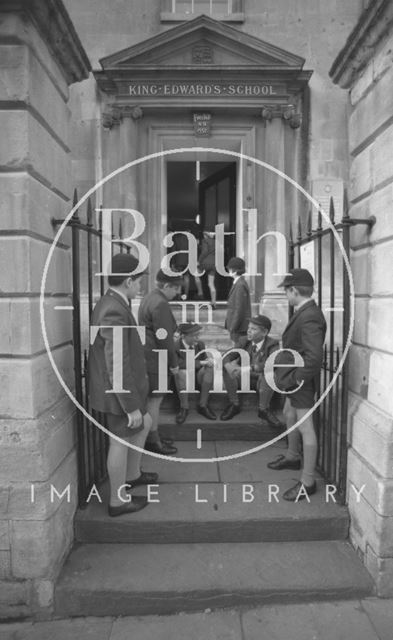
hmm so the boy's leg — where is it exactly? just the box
[256,374,274,411]
[284,399,302,460]
[126,418,151,482]
[174,369,189,409]
[296,408,318,487]
[223,361,240,406]
[198,366,214,407]
[107,437,129,507]
[146,395,163,442]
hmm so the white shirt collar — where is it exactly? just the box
[252,338,265,352]
[233,275,241,284]
[294,298,311,312]
[109,287,129,306]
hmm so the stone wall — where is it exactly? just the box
[0,0,90,617]
[331,0,393,596]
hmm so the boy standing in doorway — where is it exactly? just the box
[225,257,251,345]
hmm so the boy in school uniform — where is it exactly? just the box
[173,322,216,424]
[267,268,327,501]
[225,257,251,346]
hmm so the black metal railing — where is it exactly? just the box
[288,193,374,503]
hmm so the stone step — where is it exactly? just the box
[75,479,349,545]
[161,396,285,420]
[158,410,283,441]
[55,540,374,617]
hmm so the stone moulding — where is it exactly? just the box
[330,0,393,88]
[0,0,91,85]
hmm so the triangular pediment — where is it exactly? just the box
[100,15,305,70]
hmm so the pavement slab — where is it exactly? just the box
[361,598,393,640]
[241,601,381,640]
[110,610,242,640]
[0,617,113,640]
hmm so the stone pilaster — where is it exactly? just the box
[0,0,90,618]
[331,0,393,596]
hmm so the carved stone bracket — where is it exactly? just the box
[260,104,302,129]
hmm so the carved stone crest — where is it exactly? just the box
[192,45,213,64]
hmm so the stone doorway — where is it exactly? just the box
[167,160,237,301]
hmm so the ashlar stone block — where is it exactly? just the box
[348,448,393,517]
[349,64,393,154]
[0,344,74,420]
[10,493,76,579]
[348,393,393,478]
[349,491,393,558]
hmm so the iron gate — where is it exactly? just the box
[287,193,374,503]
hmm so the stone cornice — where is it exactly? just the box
[330,0,393,88]
[0,0,91,85]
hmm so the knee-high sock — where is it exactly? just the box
[107,439,128,507]
[146,395,163,435]
[299,416,318,485]
[126,421,150,482]
[283,399,301,460]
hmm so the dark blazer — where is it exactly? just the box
[138,288,178,377]
[225,276,251,335]
[230,335,279,379]
[88,289,148,415]
[174,338,206,370]
[274,299,327,392]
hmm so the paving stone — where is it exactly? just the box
[241,600,380,640]
[362,597,393,639]
[110,611,242,640]
[142,441,219,482]
[0,618,113,640]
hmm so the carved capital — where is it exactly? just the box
[260,103,302,128]
[102,105,123,129]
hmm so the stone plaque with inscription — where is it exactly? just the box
[193,112,211,137]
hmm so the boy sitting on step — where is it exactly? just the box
[221,315,283,427]
[173,323,217,424]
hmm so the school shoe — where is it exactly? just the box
[145,441,178,455]
[197,405,217,420]
[126,471,159,488]
[267,454,301,470]
[258,408,284,428]
[283,480,317,502]
[220,404,241,421]
[175,408,189,424]
[108,496,148,517]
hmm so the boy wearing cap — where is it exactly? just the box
[88,253,157,517]
[138,269,183,455]
[174,323,216,424]
[267,268,327,501]
[221,315,281,425]
[225,257,251,345]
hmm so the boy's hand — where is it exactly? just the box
[127,409,143,428]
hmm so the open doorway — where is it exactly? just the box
[166,160,237,301]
